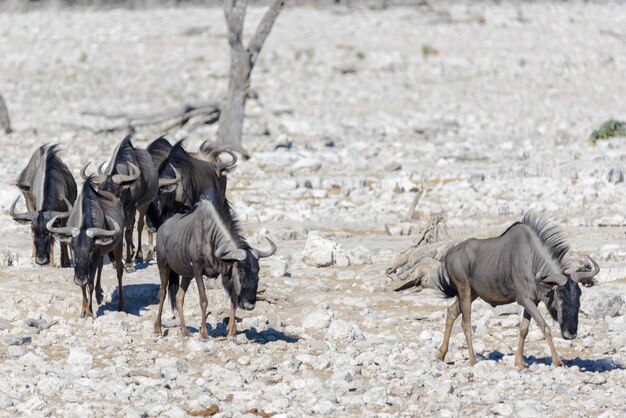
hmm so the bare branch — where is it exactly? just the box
[224,0,247,47]
[247,0,286,67]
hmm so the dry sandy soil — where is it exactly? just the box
[1,2,626,417]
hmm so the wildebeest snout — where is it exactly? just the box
[35,256,49,265]
[74,275,88,286]
[240,300,256,311]
[562,330,577,340]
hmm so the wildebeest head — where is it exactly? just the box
[540,257,599,340]
[9,195,71,265]
[217,237,277,310]
[47,214,120,286]
[81,161,141,198]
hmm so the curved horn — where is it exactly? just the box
[46,215,79,237]
[9,195,35,223]
[158,166,181,188]
[97,161,107,175]
[571,257,600,286]
[255,236,277,259]
[62,196,73,212]
[86,216,120,238]
[111,162,140,185]
[80,161,92,180]
[215,241,246,262]
[214,150,238,173]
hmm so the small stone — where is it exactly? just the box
[7,346,26,357]
[2,335,31,346]
[302,309,332,330]
[0,318,10,330]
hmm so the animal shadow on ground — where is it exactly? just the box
[97,283,160,316]
[483,351,624,372]
[169,323,299,344]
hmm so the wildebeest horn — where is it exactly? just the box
[86,216,120,238]
[570,257,600,287]
[540,274,568,287]
[214,150,238,173]
[254,236,277,259]
[215,242,247,262]
[9,195,35,223]
[97,161,107,175]
[158,166,181,188]
[46,215,79,238]
[62,197,73,212]
[111,163,140,185]
[80,161,92,180]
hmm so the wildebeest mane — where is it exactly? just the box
[81,177,116,229]
[521,212,569,270]
[41,144,76,211]
[147,136,172,168]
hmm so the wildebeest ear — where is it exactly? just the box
[539,274,568,287]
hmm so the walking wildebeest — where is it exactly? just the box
[47,179,125,318]
[11,144,77,267]
[153,188,276,339]
[435,213,599,369]
[145,136,174,249]
[81,134,158,266]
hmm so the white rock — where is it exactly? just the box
[581,289,624,319]
[7,346,26,357]
[302,309,332,330]
[67,347,93,367]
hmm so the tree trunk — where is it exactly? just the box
[217,0,285,158]
[0,94,11,134]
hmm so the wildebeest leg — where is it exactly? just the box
[519,298,563,367]
[437,300,460,362]
[134,204,148,262]
[176,277,192,337]
[154,263,171,335]
[459,288,478,365]
[515,309,532,370]
[95,258,104,305]
[194,270,209,339]
[124,209,136,268]
[227,299,237,341]
[48,244,55,267]
[80,285,89,318]
[60,241,70,268]
[113,245,125,312]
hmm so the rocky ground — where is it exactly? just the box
[1,2,626,417]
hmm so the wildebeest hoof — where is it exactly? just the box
[516,362,527,371]
[436,352,446,362]
[227,335,238,344]
[96,291,104,305]
[117,303,125,312]
[181,327,191,337]
[124,264,135,273]
[552,357,564,367]
[154,325,162,335]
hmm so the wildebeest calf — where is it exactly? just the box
[154,189,276,339]
[435,214,599,369]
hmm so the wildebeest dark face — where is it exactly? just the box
[32,211,54,265]
[236,251,261,310]
[546,278,582,340]
[72,231,97,286]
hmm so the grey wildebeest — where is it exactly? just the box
[82,134,158,266]
[145,136,174,249]
[153,189,276,339]
[47,179,125,318]
[435,214,599,370]
[11,144,77,267]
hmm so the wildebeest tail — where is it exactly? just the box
[435,265,458,299]
[168,270,179,314]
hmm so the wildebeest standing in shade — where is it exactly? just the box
[148,140,236,225]
[435,214,600,369]
[47,179,125,318]
[153,189,276,339]
[11,144,77,267]
[81,134,158,266]
[145,136,173,249]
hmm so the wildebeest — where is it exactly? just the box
[435,214,599,369]
[145,136,174,248]
[82,134,158,266]
[149,140,237,223]
[11,144,77,267]
[47,179,125,318]
[153,188,276,339]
